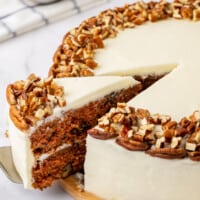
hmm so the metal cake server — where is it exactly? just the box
[0,146,22,184]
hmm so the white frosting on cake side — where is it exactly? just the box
[8,116,34,189]
[94,19,200,76]
[85,135,200,200]
[8,76,138,188]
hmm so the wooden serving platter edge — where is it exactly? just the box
[60,175,103,200]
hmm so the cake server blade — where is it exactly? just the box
[0,146,22,184]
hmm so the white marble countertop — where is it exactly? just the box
[0,0,135,199]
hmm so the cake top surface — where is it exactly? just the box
[95,19,200,75]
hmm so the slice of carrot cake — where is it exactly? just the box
[6,74,141,189]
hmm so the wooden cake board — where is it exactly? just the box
[60,175,102,200]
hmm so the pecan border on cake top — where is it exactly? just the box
[88,103,200,161]
[49,0,200,78]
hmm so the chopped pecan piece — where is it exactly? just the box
[171,136,182,148]
[112,113,125,123]
[186,142,197,151]
[179,117,191,128]
[163,121,177,130]
[136,108,150,119]
[189,110,200,122]
[193,9,200,21]
[175,127,188,137]
[181,6,193,19]
[148,114,171,125]
[155,136,165,148]
[188,130,200,143]
[164,129,175,142]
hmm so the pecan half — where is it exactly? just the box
[188,151,200,161]
[146,148,187,159]
[6,84,17,105]
[9,105,29,131]
[116,137,149,151]
[88,128,118,140]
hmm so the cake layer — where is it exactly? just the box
[32,142,85,190]
[85,135,200,200]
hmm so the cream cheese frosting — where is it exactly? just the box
[94,19,200,76]
[53,76,138,115]
[8,2,200,192]
[8,116,34,189]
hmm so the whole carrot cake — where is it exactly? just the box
[5,1,200,198]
